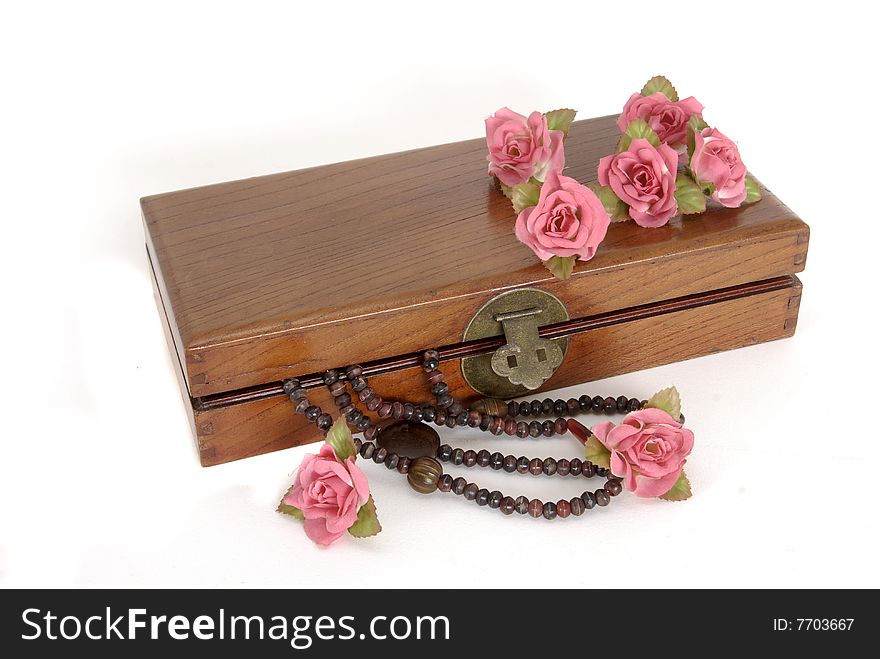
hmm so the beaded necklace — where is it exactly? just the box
[282,349,656,521]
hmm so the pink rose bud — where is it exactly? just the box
[598,139,679,228]
[485,107,565,187]
[617,92,704,148]
[283,444,371,546]
[592,408,694,498]
[514,170,610,262]
[690,127,748,208]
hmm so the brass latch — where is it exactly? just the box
[461,288,569,398]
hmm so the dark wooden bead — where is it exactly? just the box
[353,438,362,453]
[421,406,436,422]
[363,425,379,441]
[542,420,554,437]
[528,499,543,518]
[448,402,464,417]
[595,489,610,506]
[397,456,411,474]
[357,387,374,403]
[583,461,597,478]
[323,370,339,385]
[488,490,503,509]
[578,394,592,412]
[570,497,586,516]
[596,466,609,477]
[452,477,467,495]
[452,448,465,465]
[557,458,571,477]
[328,380,346,396]
[463,450,477,467]
[434,409,447,425]
[489,417,505,436]
[581,491,597,509]
[438,474,454,492]
[463,483,479,500]
[360,442,375,459]
[350,377,367,392]
[542,398,554,414]
[553,399,567,415]
[556,499,571,518]
[603,397,617,414]
[479,414,492,431]
[356,417,371,431]
[444,414,456,429]
[366,396,382,412]
[436,393,453,408]
[627,397,641,412]
[282,379,300,394]
[516,422,529,438]
[333,392,351,408]
[502,455,517,473]
[384,453,399,470]
[542,457,557,476]
[605,479,623,496]
[372,447,387,463]
[304,405,321,422]
[591,395,604,412]
[426,370,444,385]
[616,395,629,413]
[403,403,415,420]
[411,408,424,423]
[475,489,490,506]
[378,401,393,419]
[431,382,448,396]
[528,458,543,476]
[567,398,580,414]
[489,452,504,470]
[423,357,439,371]
[515,495,530,514]
[518,401,531,416]
[467,410,481,427]
[477,449,491,467]
[290,386,309,401]
[294,399,310,414]
[641,400,648,409]
[504,419,518,435]
[542,501,557,520]
[391,401,405,419]
[508,401,519,417]
[345,365,362,379]
[455,413,468,427]
[554,418,567,435]
[516,456,530,474]
[500,496,516,515]
[438,444,452,461]
[528,421,541,438]
[316,414,333,431]
[339,404,355,417]
[570,458,583,476]
[529,400,541,416]
[407,457,443,494]
[423,348,440,361]
[347,408,364,424]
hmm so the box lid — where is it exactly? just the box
[143,115,809,398]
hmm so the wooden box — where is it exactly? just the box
[143,115,809,466]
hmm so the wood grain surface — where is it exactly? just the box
[143,115,809,398]
[165,277,802,466]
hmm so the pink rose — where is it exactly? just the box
[690,127,748,208]
[593,408,694,498]
[283,444,370,546]
[485,107,565,187]
[617,92,704,147]
[514,169,610,262]
[598,139,679,228]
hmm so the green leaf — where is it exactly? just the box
[688,114,708,132]
[545,108,577,137]
[498,180,513,201]
[686,115,708,160]
[510,180,541,213]
[543,255,576,280]
[325,416,356,461]
[277,485,305,519]
[617,119,661,152]
[641,75,679,102]
[674,174,706,215]
[589,183,629,222]
[348,496,382,538]
[744,175,762,204]
[658,471,692,501]
[584,435,611,469]
[644,386,682,420]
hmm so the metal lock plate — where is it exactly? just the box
[461,288,569,398]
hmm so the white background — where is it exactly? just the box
[2,0,878,589]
